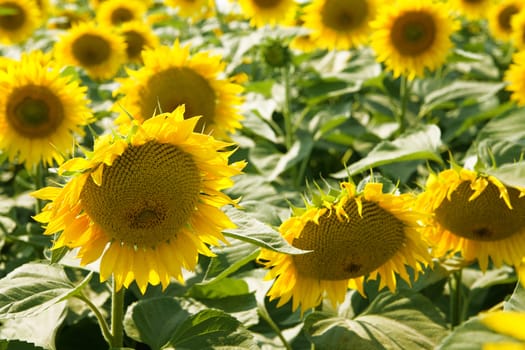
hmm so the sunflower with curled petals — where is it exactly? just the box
[0,50,92,170]
[238,0,297,28]
[258,181,432,314]
[0,0,42,44]
[417,167,525,271]
[113,41,243,139]
[32,106,246,294]
[53,21,127,81]
[301,0,378,50]
[370,0,458,80]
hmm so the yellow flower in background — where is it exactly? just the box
[448,0,492,21]
[165,0,214,21]
[114,41,244,139]
[488,0,523,42]
[258,182,431,313]
[511,10,525,51]
[0,51,92,170]
[370,0,458,80]
[480,312,525,350]
[0,0,42,44]
[301,0,378,50]
[238,0,297,28]
[504,51,525,106]
[54,21,127,81]
[33,106,246,294]
[418,168,525,271]
[96,0,147,27]
[117,21,159,64]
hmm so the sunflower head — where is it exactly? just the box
[117,21,159,64]
[301,0,378,50]
[260,38,291,68]
[0,50,92,170]
[488,0,523,42]
[258,179,431,313]
[417,167,525,271]
[53,21,127,81]
[0,0,42,44]
[511,10,525,50]
[370,0,458,80]
[164,0,214,21]
[448,0,492,21]
[238,0,297,28]
[96,0,147,27]
[504,51,525,106]
[113,41,244,139]
[32,105,246,293]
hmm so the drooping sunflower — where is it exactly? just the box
[480,311,525,350]
[164,0,213,21]
[370,0,458,80]
[505,51,525,107]
[511,10,525,50]
[53,21,127,81]
[258,181,432,313]
[117,21,159,64]
[448,0,492,21]
[0,0,42,44]
[113,41,244,139]
[0,50,92,170]
[238,0,297,28]
[32,105,246,293]
[301,0,378,50]
[96,0,147,27]
[417,167,525,271]
[488,0,523,42]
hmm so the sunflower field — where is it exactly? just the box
[1,0,525,349]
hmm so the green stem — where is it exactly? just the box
[397,76,410,135]
[258,308,292,350]
[33,162,46,213]
[75,294,113,346]
[111,281,125,348]
[449,269,464,329]
[282,65,293,151]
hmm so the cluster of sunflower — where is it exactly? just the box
[1,0,525,348]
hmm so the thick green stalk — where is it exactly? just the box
[111,281,125,348]
[449,269,464,329]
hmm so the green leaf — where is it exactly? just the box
[484,161,525,189]
[332,125,443,178]
[223,207,308,255]
[268,131,314,181]
[475,107,525,143]
[0,262,92,318]
[203,238,260,282]
[304,291,448,350]
[436,317,520,350]
[169,309,256,349]
[504,281,525,312]
[420,81,505,116]
[0,302,67,350]
[124,297,190,350]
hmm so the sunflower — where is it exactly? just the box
[480,311,525,350]
[417,167,525,271]
[0,0,42,44]
[96,0,147,27]
[53,21,127,81]
[301,0,378,50]
[370,0,458,80]
[511,10,525,50]
[32,106,245,293]
[113,41,243,139]
[238,0,297,28]
[258,181,431,313]
[117,21,159,64]
[0,51,92,170]
[448,0,492,21]
[164,0,213,21]
[488,0,523,42]
[504,51,525,106]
